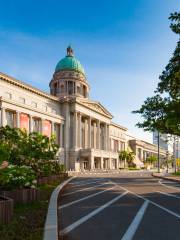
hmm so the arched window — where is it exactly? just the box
[54,82,57,95]
[68,81,73,95]
[60,84,64,93]
[83,85,86,97]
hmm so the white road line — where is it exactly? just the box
[62,182,109,196]
[59,191,128,236]
[121,200,149,240]
[59,186,115,209]
[69,180,104,188]
[156,191,180,199]
[69,178,101,185]
[158,180,180,191]
[117,184,180,219]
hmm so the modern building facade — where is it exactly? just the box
[0,46,167,171]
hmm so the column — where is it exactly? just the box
[107,124,110,151]
[51,121,54,135]
[104,124,107,150]
[78,113,82,148]
[29,116,33,132]
[93,121,96,149]
[90,155,94,170]
[41,119,44,134]
[97,120,100,149]
[73,112,78,148]
[60,123,63,147]
[88,116,91,148]
[100,157,104,169]
[109,158,112,169]
[16,111,20,128]
[84,118,88,148]
[1,107,5,127]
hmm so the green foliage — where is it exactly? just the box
[146,155,157,165]
[133,12,180,136]
[0,165,36,189]
[0,126,60,176]
[119,150,135,167]
[0,142,10,164]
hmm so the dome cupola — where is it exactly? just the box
[50,46,90,99]
[55,46,85,75]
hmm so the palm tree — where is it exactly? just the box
[119,150,135,168]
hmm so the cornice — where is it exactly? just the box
[0,97,64,122]
[0,72,59,102]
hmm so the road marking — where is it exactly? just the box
[62,182,109,196]
[59,191,128,236]
[69,180,104,188]
[69,178,101,185]
[121,200,149,240]
[117,184,180,219]
[156,191,180,199]
[59,186,115,209]
[158,180,180,191]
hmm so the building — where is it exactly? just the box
[0,46,167,171]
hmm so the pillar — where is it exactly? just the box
[84,118,88,148]
[109,158,112,169]
[51,121,54,135]
[100,157,104,169]
[93,121,96,149]
[1,107,5,127]
[60,123,63,147]
[78,113,82,148]
[88,117,91,148]
[29,116,33,132]
[16,111,20,128]
[104,124,107,150]
[97,120,100,149]
[73,112,78,148]
[90,155,94,170]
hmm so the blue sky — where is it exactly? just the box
[0,0,179,142]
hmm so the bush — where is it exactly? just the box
[0,165,37,189]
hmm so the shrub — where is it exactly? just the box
[0,165,37,189]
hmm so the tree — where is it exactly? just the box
[119,150,135,168]
[146,155,157,166]
[133,12,180,136]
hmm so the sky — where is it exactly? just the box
[0,0,179,142]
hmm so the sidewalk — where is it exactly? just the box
[152,172,180,183]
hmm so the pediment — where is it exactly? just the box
[77,99,113,118]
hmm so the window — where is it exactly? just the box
[5,92,12,99]
[54,123,60,145]
[19,97,25,104]
[60,84,64,93]
[6,110,16,127]
[68,81,73,95]
[32,102,37,108]
[33,118,41,132]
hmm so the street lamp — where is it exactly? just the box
[157,131,160,173]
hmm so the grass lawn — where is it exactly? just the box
[172,171,180,176]
[0,179,67,240]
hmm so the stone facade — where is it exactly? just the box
[0,47,168,171]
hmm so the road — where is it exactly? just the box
[58,172,180,240]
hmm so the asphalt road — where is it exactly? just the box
[58,172,180,240]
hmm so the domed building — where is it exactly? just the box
[0,46,167,171]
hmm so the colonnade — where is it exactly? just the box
[73,111,110,151]
[0,107,63,146]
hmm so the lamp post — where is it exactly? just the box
[157,131,160,173]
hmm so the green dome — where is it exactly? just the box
[55,46,85,75]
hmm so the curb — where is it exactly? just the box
[152,173,180,183]
[43,177,75,240]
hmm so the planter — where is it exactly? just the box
[0,195,14,224]
[1,188,38,204]
[38,173,68,185]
